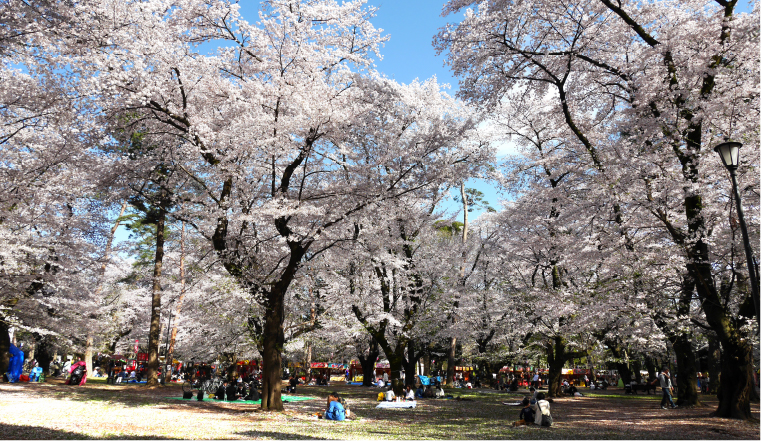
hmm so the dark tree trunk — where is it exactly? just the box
[260,289,285,411]
[715,336,754,418]
[33,334,54,376]
[423,353,431,376]
[677,124,752,418]
[0,320,10,379]
[545,336,583,398]
[446,336,456,386]
[358,338,380,387]
[632,360,642,384]
[673,333,700,406]
[644,356,657,381]
[403,340,421,387]
[387,351,405,396]
[145,207,165,386]
[603,340,633,385]
[706,334,721,395]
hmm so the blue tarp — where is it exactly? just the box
[8,343,23,383]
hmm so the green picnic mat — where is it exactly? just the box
[167,395,316,405]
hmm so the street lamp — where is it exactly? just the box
[714,141,760,323]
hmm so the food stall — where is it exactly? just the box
[310,362,348,382]
[454,366,474,382]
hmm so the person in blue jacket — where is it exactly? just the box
[323,392,345,421]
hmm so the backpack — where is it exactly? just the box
[339,397,350,417]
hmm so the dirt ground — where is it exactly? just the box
[0,378,758,439]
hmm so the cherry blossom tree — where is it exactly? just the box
[437,0,758,418]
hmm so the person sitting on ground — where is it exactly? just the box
[529,386,537,399]
[512,397,535,426]
[566,383,579,396]
[434,385,445,398]
[287,375,298,393]
[245,385,261,401]
[415,385,425,398]
[384,386,396,401]
[509,378,519,391]
[321,392,346,421]
[376,379,385,388]
[226,381,239,401]
[423,385,435,398]
[216,381,228,400]
[530,393,553,427]
[405,385,415,401]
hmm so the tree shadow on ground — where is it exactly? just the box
[235,430,321,440]
[0,423,176,440]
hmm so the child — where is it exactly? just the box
[512,397,535,426]
[384,386,396,401]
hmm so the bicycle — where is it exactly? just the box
[182,379,201,394]
[200,377,224,394]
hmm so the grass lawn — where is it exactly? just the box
[0,379,758,439]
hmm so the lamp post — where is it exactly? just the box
[713,141,760,323]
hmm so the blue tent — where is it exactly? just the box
[8,343,24,383]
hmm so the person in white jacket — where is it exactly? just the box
[530,393,553,427]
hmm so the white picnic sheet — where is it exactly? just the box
[376,401,417,409]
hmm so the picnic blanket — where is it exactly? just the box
[167,396,316,405]
[376,401,417,409]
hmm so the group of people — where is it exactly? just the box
[512,391,553,427]
[215,379,260,401]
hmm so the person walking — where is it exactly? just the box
[659,367,677,409]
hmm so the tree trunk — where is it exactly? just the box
[446,183,469,387]
[387,352,405,396]
[84,335,94,378]
[446,337,457,386]
[358,338,379,387]
[260,281,288,411]
[706,333,720,395]
[546,336,579,398]
[631,360,642,383]
[644,356,657,381]
[166,222,187,376]
[403,340,420,387]
[0,320,10,379]
[715,336,754,419]
[35,337,53,376]
[304,341,312,380]
[145,207,166,386]
[423,353,431,376]
[673,333,700,406]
